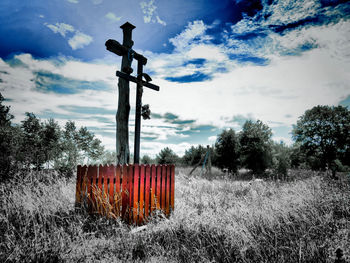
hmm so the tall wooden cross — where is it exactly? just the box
[105,22,160,165]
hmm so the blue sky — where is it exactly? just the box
[0,0,350,157]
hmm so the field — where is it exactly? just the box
[1,167,350,262]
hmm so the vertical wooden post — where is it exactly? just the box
[116,23,135,165]
[207,145,212,175]
[134,61,143,164]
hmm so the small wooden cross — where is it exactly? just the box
[105,22,160,164]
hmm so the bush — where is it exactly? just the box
[214,129,240,174]
[156,147,179,164]
[182,145,206,166]
[240,120,273,175]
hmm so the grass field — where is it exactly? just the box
[1,167,349,262]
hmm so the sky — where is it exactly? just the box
[0,0,350,157]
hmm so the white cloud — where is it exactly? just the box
[67,0,79,3]
[208,136,217,143]
[169,20,208,51]
[105,12,122,23]
[3,6,350,156]
[45,22,75,37]
[68,31,93,50]
[140,0,166,26]
[45,22,93,50]
[262,0,321,26]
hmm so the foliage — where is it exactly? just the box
[156,147,179,164]
[55,121,104,177]
[20,112,47,169]
[182,145,207,166]
[214,129,240,174]
[239,120,273,175]
[100,151,117,165]
[272,141,291,176]
[292,105,350,172]
[0,93,13,126]
[141,155,155,164]
[289,142,305,169]
[0,94,23,180]
[0,92,104,180]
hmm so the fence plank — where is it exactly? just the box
[76,165,82,204]
[87,166,96,213]
[150,164,156,213]
[99,165,109,216]
[133,164,140,224]
[121,164,128,221]
[80,165,88,202]
[161,165,167,213]
[106,165,115,217]
[103,165,109,199]
[170,165,175,213]
[145,165,151,220]
[128,165,134,224]
[166,165,171,216]
[139,165,145,225]
[75,164,175,224]
[156,165,161,210]
[115,165,121,215]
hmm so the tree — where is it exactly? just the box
[0,93,23,180]
[156,147,179,164]
[182,145,206,166]
[100,151,117,165]
[271,141,291,177]
[55,121,104,177]
[20,112,46,169]
[41,118,62,168]
[141,155,155,164]
[240,120,273,175]
[289,142,305,169]
[215,129,240,174]
[292,105,350,173]
[0,93,13,127]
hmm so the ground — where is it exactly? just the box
[1,167,349,262]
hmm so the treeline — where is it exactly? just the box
[0,93,104,180]
[1,91,349,180]
[149,105,350,177]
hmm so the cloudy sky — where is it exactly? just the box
[0,0,349,157]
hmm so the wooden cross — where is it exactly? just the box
[105,22,160,164]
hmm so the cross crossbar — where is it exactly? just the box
[116,71,160,91]
[106,39,147,66]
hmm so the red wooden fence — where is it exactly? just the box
[75,164,175,225]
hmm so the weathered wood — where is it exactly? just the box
[139,165,145,224]
[150,164,156,213]
[106,22,160,165]
[144,165,151,219]
[161,165,166,212]
[134,62,143,164]
[116,71,160,91]
[76,164,175,224]
[166,165,170,216]
[170,164,175,213]
[105,39,147,66]
[133,164,140,224]
[115,22,134,165]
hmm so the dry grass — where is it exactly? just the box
[1,168,349,262]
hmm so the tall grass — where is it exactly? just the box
[1,168,349,262]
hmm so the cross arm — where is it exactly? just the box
[116,71,160,91]
[105,39,147,66]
